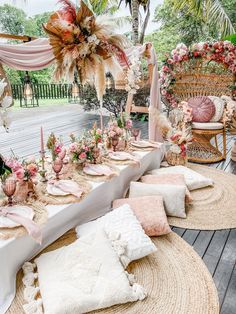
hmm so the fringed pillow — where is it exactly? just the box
[129,182,186,218]
[112,196,171,236]
[76,204,157,267]
[150,165,214,191]
[22,230,146,314]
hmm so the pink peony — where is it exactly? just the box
[79,152,86,160]
[96,129,102,135]
[69,143,77,153]
[27,163,38,177]
[15,167,25,180]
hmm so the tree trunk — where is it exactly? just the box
[131,0,139,45]
[139,0,150,44]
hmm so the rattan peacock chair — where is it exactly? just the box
[168,59,235,163]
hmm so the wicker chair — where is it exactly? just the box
[171,60,235,163]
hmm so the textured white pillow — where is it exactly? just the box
[129,181,186,218]
[208,96,225,122]
[76,204,157,267]
[150,166,214,191]
[22,230,146,314]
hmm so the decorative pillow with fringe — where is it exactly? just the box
[76,204,157,267]
[22,229,146,314]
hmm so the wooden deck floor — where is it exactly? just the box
[0,105,235,314]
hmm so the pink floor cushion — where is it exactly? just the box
[188,96,215,122]
[113,196,171,237]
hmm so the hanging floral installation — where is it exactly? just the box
[160,41,236,107]
[43,0,130,102]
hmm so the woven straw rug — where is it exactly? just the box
[168,164,236,230]
[8,229,219,314]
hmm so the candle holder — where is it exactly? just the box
[39,150,47,182]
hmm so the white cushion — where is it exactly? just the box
[150,165,214,190]
[22,230,146,314]
[129,181,186,218]
[208,96,225,122]
[76,204,157,267]
[192,122,224,130]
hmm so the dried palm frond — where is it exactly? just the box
[44,0,130,101]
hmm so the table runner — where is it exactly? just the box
[0,148,163,313]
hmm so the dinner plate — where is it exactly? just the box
[108,152,133,161]
[47,182,70,196]
[131,140,157,148]
[0,206,34,228]
[83,164,113,176]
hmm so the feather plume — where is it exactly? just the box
[94,58,106,102]
[58,0,76,23]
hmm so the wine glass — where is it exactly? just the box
[131,128,140,141]
[52,158,63,180]
[111,136,119,152]
[2,177,17,206]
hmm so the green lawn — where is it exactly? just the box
[13,98,73,110]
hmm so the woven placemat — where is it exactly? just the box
[0,201,47,240]
[168,164,236,230]
[8,230,219,314]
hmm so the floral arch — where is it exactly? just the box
[160,41,236,108]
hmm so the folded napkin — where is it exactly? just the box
[131,140,160,149]
[0,207,42,244]
[83,164,116,177]
[108,152,140,166]
[48,180,83,198]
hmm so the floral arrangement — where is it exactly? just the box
[117,112,133,131]
[5,156,38,181]
[104,120,123,140]
[160,41,236,107]
[69,133,97,163]
[0,78,13,132]
[167,126,192,158]
[47,133,64,161]
[43,0,129,102]
[125,50,142,94]
[88,123,103,147]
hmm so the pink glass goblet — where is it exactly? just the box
[2,178,17,206]
[111,136,119,152]
[131,128,140,141]
[52,158,63,180]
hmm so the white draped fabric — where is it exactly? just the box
[0,38,54,70]
[0,148,164,313]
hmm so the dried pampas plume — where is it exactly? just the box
[149,107,172,139]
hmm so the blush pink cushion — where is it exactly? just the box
[188,96,215,122]
[113,196,171,237]
[141,174,192,203]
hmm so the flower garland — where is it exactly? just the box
[125,51,142,94]
[160,41,236,107]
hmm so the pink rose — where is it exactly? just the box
[69,143,77,153]
[54,145,62,154]
[126,119,133,129]
[96,129,102,135]
[27,163,38,177]
[15,167,25,180]
[79,152,86,160]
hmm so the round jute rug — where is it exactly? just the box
[8,229,219,314]
[168,164,236,230]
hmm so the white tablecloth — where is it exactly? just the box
[0,148,163,313]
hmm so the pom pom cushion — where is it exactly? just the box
[76,204,157,267]
[22,230,146,314]
[141,173,192,203]
[208,96,225,122]
[188,96,215,122]
[112,196,171,236]
[150,165,214,191]
[129,182,186,218]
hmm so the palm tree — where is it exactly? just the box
[172,0,235,37]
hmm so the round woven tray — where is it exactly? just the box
[8,230,219,314]
[168,164,236,230]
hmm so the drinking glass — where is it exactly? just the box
[52,158,63,180]
[2,177,17,206]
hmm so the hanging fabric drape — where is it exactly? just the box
[0,38,54,70]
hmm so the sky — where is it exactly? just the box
[0,0,163,34]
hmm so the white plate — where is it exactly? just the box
[0,206,34,228]
[131,140,157,148]
[109,152,133,161]
[83,164,113,176]
[47,182,70,196]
